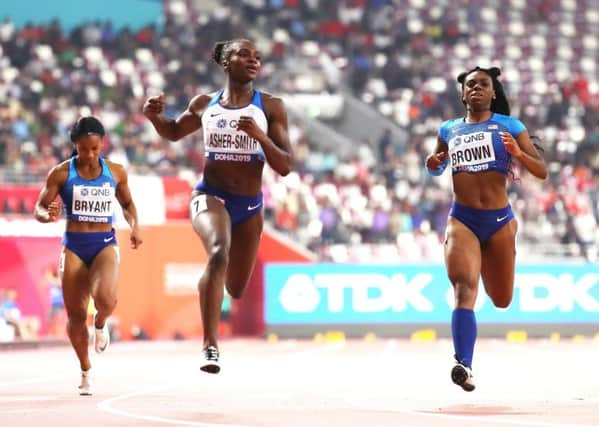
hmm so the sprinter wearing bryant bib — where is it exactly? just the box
[425,67,547,392]
[143,38,293,374]
[34,116,142,396]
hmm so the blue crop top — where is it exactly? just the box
[438,113,526,175]
[59,157,117,223]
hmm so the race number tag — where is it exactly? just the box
[190,194,208,219]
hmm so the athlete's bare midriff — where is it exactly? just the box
[452,171,509,209]
[65,221,113,233]
[203,161,265,196]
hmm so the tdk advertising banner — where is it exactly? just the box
[264,264,599,324]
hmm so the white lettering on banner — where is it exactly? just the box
[276,271,599,315]
[278,273,434,313]
[278,274,321,313]
[518,273,599,312]
[164,263,206,296]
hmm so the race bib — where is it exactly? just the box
[449,131,496,172]
[190,194,208,219]
[72,184,115,218]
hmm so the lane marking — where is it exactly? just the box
[98,385,249,427]
[97,342,346,427]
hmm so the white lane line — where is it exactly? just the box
[97,341,346,427]
[97,384,249,427]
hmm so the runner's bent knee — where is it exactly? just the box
[207,243,229,271]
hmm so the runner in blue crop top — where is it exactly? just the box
[425,67,547,392]
[143,38,293,373]
[34,116,142,395]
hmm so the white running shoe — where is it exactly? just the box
[93,313,110,354]
[451,360,476,392]
[200,346,220,374]
[78,369,92,396]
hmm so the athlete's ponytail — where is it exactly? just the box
[212,41,228,65]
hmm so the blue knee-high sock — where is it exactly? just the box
[451,308,477,368]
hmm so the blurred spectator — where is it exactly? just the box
[43,264,66,337]
[0,289,40,340]
[0,1,597,262]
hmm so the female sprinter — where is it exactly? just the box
[143,39,292,373]
[425,66,547,391]
[34,116,142,394]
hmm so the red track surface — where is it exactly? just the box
[1,338,598,427]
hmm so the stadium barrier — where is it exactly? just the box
[0,223,312,341]
[264,263,599,339]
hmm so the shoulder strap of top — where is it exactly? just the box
[208,90,223,106]
[251,90,264,111]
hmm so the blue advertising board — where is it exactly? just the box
[264,263,599,324]
[4,0,162,31]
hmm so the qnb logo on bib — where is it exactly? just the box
[449,131,495,172]
[72,184,115,218]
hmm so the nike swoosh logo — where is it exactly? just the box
[210,113,222,117]
[496,215,509,222]
[247,203,261,211]
[104,236,114,242]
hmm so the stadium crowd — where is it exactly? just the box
[0,0,597,261]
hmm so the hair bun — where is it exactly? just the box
[487,67,501,77]
[457,66,502,83]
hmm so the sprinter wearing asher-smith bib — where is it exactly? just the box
[202,89,267,164]
[143,38,293,374]
[34,116,142,396]
[425,67,547,393]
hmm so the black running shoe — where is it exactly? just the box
[451,356,475,392]
[201,346,220,374]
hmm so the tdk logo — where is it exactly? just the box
[516,273,599,312]
[275,271,599,315]
[278,273,434,313]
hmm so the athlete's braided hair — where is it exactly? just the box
[457,66,510,115]
[212,39,252,66]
